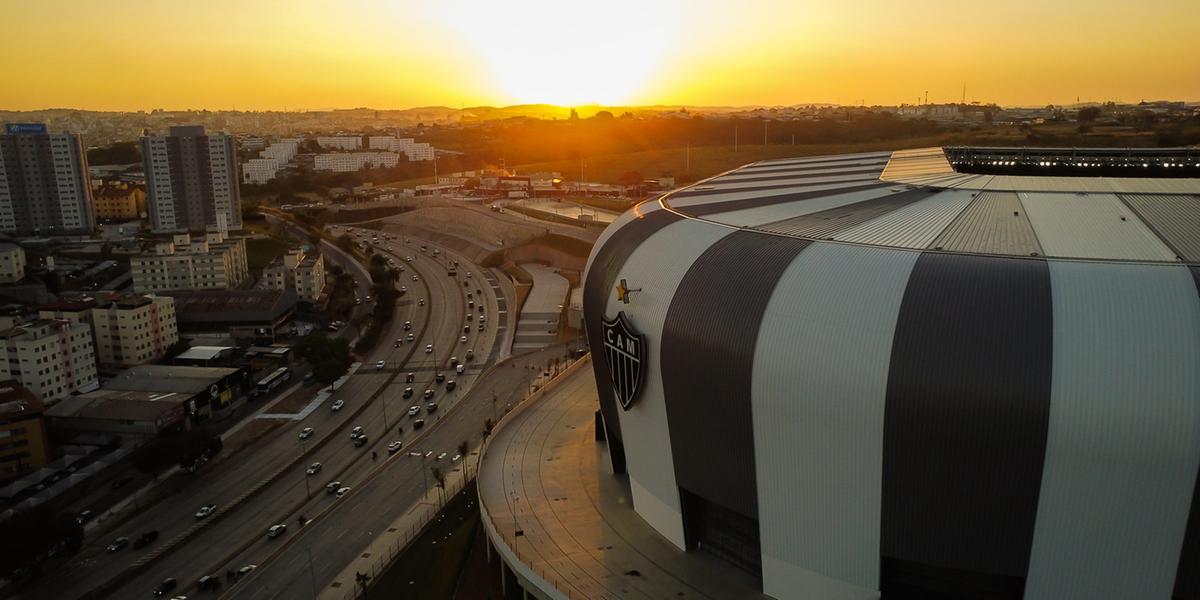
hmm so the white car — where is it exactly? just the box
[405,256,414,262]
[238,565,257,576]
[298,427,314,440]
[376,360,386,370]
[194,504,217,519]
[331,399,345,412]
[387,441,403,454]
[425,344,433,354]
[456,364,465,374]
[268,524,287,538]
[411,275,419,281]
[408,405,420,417]
[407,333,414,342]
[306,462,322,475]
[336,486,352,498]
[460,335,468,344]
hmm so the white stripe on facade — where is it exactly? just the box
[1025,261,1200,600]
[751,242,919,599]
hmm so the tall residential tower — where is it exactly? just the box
[0,123,95,235]
[142,125,241,233]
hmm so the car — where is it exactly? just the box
[478,323,486,332]
[403,387,413,398]
[398,266,405,272]
[405,372,415,383]
[413,419,425,430]
[399,286,407,295]
[298,427,314,440]
[404,320,412,330]
[456,364,465,374]
[466,349,475,361]
[446,380,457,391]
[408,405,420,416]
[133,530,158,548]
[467,293,473,299]
[418,298,425,306]
[450,356,459,365]
[388,441,403,454]
[365,295,372,301]
[75,510,93,525]
[326,481,342,494]
[435,373,445,384]
[194,504,216,519]
[336,486,352,498]
[268,524,287,538]
[154,577,178,597]
[406,333,415,342]
[237,565,257,577]
[425,344,433,354]
[411,275,419,281]
[351,426,364,438]
[466,313,473,321]
[423,389,434,400]
[460,335,468,343]
[468,300,475,308]
[394,339,402,348]
[426,402,439,413]
[197,574,221,590]
[306,462,322,475]
[353,435,368,447]
[376,360,386,370]
[463,325,470,333]
[106,537,129,553]
[331,399,345,412]
[354,298,361,305]
[405,256,413,262]
[466,271,472,278]
[476,289,482,295]
[479,313,486,321]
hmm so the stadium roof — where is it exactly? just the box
[660,147,1200,264]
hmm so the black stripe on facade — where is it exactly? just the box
[661,231,812,522]
[675,182,892,216]
[583,208,682,474]
[710,167,885,186]
[673,179,887,202]
[1174,268,1200,600]
[882,253,1053,587]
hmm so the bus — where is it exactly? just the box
[256,367,291,395]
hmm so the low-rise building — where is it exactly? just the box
[130,229,249,293]
[0,244,25,284]
[40,292,179,368]
[313,152,399,172]
[0,382,49,480]
[0,319,98,404]
[262,248,326,303]
[103,364,249,418]
[166,288,296,341]
[44,389,186,438]
[92,182,145,221]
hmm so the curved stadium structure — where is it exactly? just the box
[581,147,1200,600]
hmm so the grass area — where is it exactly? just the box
[366,482,480,600]
[506,137,951,184]
[245,237,290,270]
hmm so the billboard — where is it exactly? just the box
[4,123,47,134]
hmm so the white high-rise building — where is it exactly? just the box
[142,126,241,233]
[0,123,96,235]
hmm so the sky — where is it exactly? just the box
[2,0,1198,111]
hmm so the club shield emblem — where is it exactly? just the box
[602,311,646,410]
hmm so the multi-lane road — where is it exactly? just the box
[16,226,525,600]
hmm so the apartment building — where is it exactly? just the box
[92,181,145,220]
[141,125,241,233]
[0,123,96,235]
[242,158,284,185]
[0,243,25,284]
[0,382,49,480]
[130,229,249,293]
[263,248,326,303]
[313,152,399,172]
[315,136,362,151]
[366,136,434,161]
[39,293,179,368]
[0,319,98,404]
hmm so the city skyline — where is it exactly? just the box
[2,0,1198,112]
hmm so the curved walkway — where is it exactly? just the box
[478,359,765,599]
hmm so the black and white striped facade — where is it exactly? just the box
[582,148,1200,600]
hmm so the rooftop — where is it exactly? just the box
[659,147,1200,265]
[104,365,240,395]
[166,289,296,324]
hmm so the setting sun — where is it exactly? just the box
[436,0,680,106]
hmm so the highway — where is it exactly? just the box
[16,227,509,600]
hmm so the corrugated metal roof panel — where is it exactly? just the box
[1020,192,1178,261]
[931,191,1043,256]
[689,171,881,193]
[834,189,974,248]
[715,165,884,184]
[1118,194,1200,261]
[753,150,891,167]
[669,179,885,208]
[758,188,937,238]
[715,186,906,227]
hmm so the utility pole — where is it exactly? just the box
[734,125,738,153]
[764,120,768,145]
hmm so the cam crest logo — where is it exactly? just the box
[602,311,646,411]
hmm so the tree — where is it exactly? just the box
[294,332,353,386]
[1076,106,1102,123]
